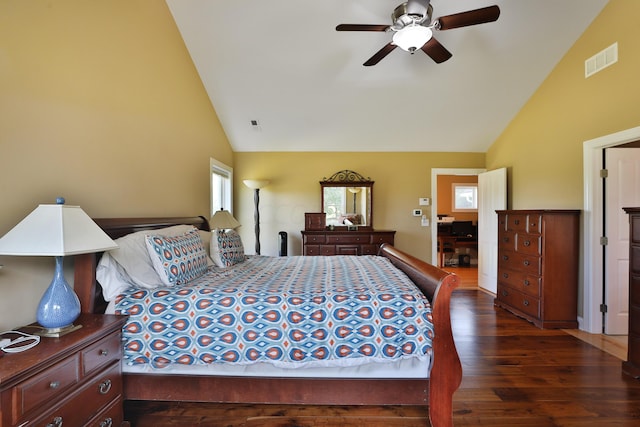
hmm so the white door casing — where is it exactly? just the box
[583,125,640,333]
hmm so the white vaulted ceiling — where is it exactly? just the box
[166,0,608,152]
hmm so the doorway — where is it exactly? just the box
[583,125,640,334]
[431,168,484,288]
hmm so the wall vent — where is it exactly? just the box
[585,42,618,78]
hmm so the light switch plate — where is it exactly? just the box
[412,209,422,216]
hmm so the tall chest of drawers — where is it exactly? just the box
[0,314,128,427]
[494,210,580,329]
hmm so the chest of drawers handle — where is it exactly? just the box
[98,379,112,395]
[49,380,61,390]
[501,290,509,297]
[502,255,509,261]
[503,273,509,279]
[99,417,113,427]
[523,260,530,266]
[523,299,530,306]
[523,279,530,286]
[523,240,531,247]
[45,416,63,427]
[100,349,109,356]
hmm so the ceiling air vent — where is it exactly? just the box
[585,42,618,78]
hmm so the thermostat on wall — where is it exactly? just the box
[412,209,422,216]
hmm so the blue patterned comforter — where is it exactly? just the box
[114,255,434,369]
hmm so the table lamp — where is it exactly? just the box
[0,197,118,337]
[209,209,241,230]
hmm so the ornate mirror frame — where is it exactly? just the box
[320,170,374,230]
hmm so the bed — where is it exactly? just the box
[73,216,462,427]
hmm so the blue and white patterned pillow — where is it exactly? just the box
[211,229,245,268]
[145,229,209,286]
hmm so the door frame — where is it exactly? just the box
[583,125,640,333]
[431,168,486,266]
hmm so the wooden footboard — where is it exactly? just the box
[73,217,462,427]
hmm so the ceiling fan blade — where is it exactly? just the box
[435,5,500,31]
[363,43,397,66]
[336,24,389,32]
[421,37,452,63]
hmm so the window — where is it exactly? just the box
[452,183,478,212]
[210,158,233,217]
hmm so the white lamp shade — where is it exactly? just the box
[392,25,433,52]
[210,209,241,230]
[243,179,270,190]
[0,204,118,256]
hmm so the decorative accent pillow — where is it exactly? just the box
[145,229,209,286]
[107,225,198,289]
[211,229,245,268]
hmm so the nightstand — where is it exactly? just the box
[0,314,128,427]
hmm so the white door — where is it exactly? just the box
[604,148,640,334]
[477,168,507,294]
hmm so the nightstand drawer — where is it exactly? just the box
[82,331,122,376]
[31,363,122,427]
[16,354,80,420]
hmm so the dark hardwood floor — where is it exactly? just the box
[125,285,640,426]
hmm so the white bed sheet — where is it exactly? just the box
[121,355,430,379]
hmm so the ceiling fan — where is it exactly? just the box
[336,0,500,66]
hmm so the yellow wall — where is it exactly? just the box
[0,1,233,330]
[486,0,640,209]
[233,152,485,260]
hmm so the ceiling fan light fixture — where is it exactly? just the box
[392,24,432,52]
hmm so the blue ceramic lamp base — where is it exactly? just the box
[35,256,83,338]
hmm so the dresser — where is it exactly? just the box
[623,207,640,378]
[301,230,395,256]
[0,314,128,427]
[494,210,580,329]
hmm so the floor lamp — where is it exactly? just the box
[243,179,269,255]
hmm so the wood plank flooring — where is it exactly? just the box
[124,273,640,426]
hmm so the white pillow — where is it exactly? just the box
[107,225,201,289]
[96,251,136,301]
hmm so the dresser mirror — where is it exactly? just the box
[320,170,373,229]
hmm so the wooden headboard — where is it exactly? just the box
[74,216,210,314]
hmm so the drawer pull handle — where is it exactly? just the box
[46,417,63,427]
[502,255,509,260]
[523,240,531,247]
[523,299,530,306]
[503,273,509,279]
[49,380,60,389]
[501,290,508,297]
[523,260,530,266]
[98,379,112,395]
[100,349,109,356]
[100,417,113,427]
[514,219,520,225]
[523,279,530,286]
